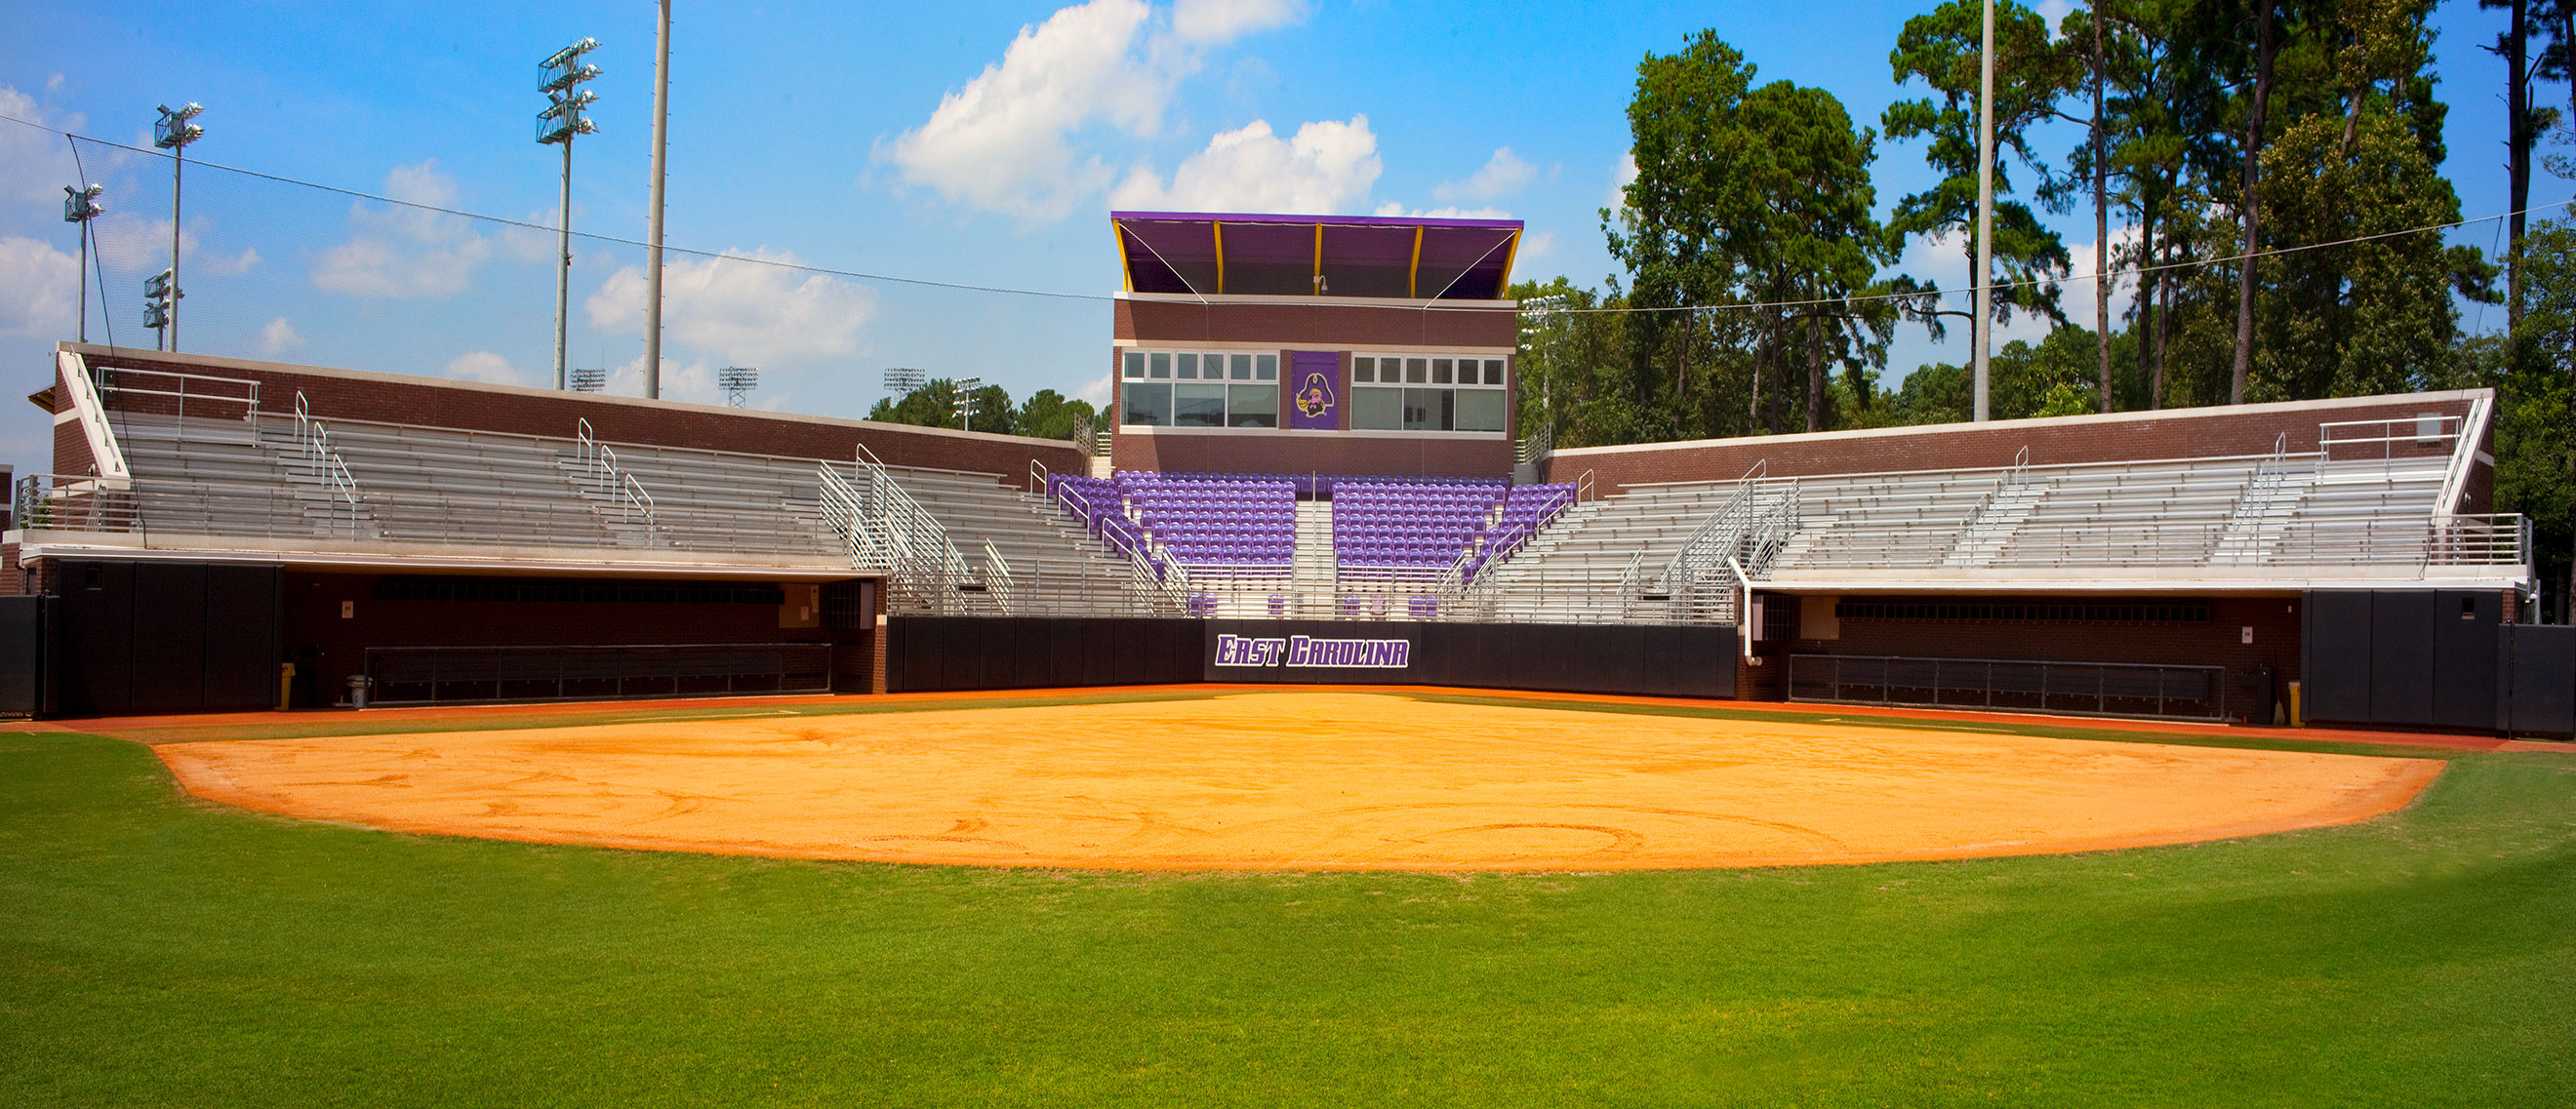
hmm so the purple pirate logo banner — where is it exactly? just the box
[1287,350,1341,430]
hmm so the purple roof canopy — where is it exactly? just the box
[1111,212,1523,300]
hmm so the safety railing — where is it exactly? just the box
[1652,462,1786,624]
[2319,416,2460,465]
[93,362,261,441]
[292,392,366,536]
[852,442,978,614]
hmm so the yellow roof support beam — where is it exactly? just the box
[1408,225,1424,299]
[1212,221,1226,295]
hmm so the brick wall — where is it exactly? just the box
[1110,428,1513,477]
[1542,392,2487,494]
[1107,329,1519,479]
[65,346,1086,486]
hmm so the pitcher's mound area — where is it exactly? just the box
[154,692,2438,870]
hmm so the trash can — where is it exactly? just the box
[346,673,374,710]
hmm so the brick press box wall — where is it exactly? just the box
[1109,298,1520,478]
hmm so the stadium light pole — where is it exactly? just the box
[153,102,204,352]
[539,38,602,392]
[1971,0,1994,423]
[62,184,103,344]
[718,366,757,408]
[644,0,671,400]
[954,376,984,431]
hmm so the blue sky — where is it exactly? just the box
[0,0,2556,481]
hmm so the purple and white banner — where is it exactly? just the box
[1214,633,1411,669]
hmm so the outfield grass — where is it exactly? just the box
[3,711,2572,1106]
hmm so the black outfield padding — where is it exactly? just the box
[1202,619,1735,699]
[884,617,1737,698]
[886,616,1201,692]
[2500,624,2575,736]
[42,560,281,716]
[0,596,39,716]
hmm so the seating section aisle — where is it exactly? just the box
[1466,483,1577,580]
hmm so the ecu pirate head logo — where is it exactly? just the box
[1295,372,1336,419]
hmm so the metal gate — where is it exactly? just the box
[364,643,831,705]
[1788,654,2225,721]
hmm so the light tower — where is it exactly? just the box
[62,184,103,344]
[882,368,927,395]
[538,38,602,391]
[152,102,204,351]
[569,367,608,393]
[717,366,758,408]
[953,376,984,431]
[143,269,175,350]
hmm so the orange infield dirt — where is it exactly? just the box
[153,692,2441,871]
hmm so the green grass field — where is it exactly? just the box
[4,695,2573,1106]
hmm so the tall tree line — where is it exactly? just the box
[1518,2,2574,615]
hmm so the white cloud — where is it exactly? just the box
[90,213,258,278]
[1172,0,1308,43]
[1517,230,1555,262]
[441,351,530,386]
[0,236,79,337]
[1111,116,1380,214]
[0,86,81,208]
[1074,372,1113,406]
[253,316,304,358]
[1372,202,1511,219]
[882,0,1179,221]
[585,248,877,369]
[311,161,496,298]
[1434,147,1536,202]
[1607,151,1638,209]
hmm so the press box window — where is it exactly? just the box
[1350,354,1508,431]
[1118,349,1278,427]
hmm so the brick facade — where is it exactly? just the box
[61,344,1087,485]
[1109,297,1519,477]
[1543,391,2493,505]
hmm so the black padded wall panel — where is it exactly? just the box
[0,597,38,715]
[2501,624,2575,736]
[2303,591,2374,724]
[2432,590,2500,732]
[2367,591,2436,726]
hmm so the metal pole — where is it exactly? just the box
[170,148,182,352]
[644,0,671,400]
[555,136,573,390]
[75,218,88,344]
[1972,0,1995,422]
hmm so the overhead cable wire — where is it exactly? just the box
[7,111,2563,319]
[1,113,1112,303]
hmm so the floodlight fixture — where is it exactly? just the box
[63,184,103,343]
[717,366,759,408]
[954,376,984,430]
[153,102,205,351]
[569,367,609,392]
[142,268,176,349]
[883,367,927,393]
[539,39,603,389]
